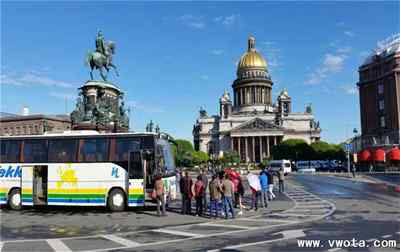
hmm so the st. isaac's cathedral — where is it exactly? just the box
[193,36,321,163]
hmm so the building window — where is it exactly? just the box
[378,83,384,95]
[379,100,384,111]
[380,116,386,128]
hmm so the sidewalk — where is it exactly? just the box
[168,188,294,219]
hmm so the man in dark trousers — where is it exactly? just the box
[200,168,208,214]
[179,171,193,215]
[278,168,285,193]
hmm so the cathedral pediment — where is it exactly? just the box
[231,118,282,132]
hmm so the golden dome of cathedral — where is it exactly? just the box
[237,36,267,70]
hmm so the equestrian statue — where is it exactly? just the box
[86,30,119,81]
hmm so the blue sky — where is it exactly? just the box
[1,2,398,143]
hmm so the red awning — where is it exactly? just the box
[389,147,400,161]
[373,149,385,162]
[359,149,372,162]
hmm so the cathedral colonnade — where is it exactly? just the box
[230,135,283,163]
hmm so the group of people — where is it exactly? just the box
[176,166,286,219]
[247,166,285,211]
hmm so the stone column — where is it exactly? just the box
[231,137,234,152]
[266,136,270,158]
[245,137,248,163]
[252,136,256,163]
[274,136,277,145]
[259,136,263,162]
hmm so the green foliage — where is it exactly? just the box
[172,139,209,167]
[219,151,240,166]
[271,139,345,161]
[192,151,209,165]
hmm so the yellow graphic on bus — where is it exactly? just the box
[56,164,78,189]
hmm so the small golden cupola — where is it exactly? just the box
[237,36,268,73]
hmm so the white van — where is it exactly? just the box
[269,160,292,175]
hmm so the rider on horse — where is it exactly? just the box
[87,30,118,81]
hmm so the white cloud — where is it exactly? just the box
[344,31,355,37]
[214,14,240,26]
[337,46,352,54]
[324,53,346,72]
[336,21,345,27]
[305,53,347,85]
[128,100,164,114]
[1,71,76,88]
[340,85,358,95]
[261,41,282,70]
[20,73,75,88]
[49,92,76,100]
[211,49,224,55]
[0,74,25,86]
[177,14,205,29]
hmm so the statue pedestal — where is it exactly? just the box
[70,80,130,132]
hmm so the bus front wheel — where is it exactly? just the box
[108,189,126,212]
[8,188,22,210]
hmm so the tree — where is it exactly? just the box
[220,151,240,166]
[192,151,209,165]
[271,139,310,160]
[172,139,195,167]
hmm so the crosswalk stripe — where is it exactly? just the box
[240,218,296,224]
[46,239,72,252]
[198,222,251,230]
[102,234,141,247]
[155,228,201,238]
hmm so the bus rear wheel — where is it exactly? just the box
[8,188,22,210]
[108,189,126,212]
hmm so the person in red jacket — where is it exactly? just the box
[194,175,205,216]
[179,171,193,215]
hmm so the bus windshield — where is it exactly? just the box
[156,139,176,176]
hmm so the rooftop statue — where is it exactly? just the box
[86,30,119,81]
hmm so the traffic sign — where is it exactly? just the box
[344,143,352,152]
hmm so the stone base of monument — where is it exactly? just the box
[72,121,128,133]
[70,80,130,132]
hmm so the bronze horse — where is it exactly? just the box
[86,41,119,81]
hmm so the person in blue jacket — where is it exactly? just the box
[259,170,269,208]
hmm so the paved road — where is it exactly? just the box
[367,174,400,185]
[1,174,398,251]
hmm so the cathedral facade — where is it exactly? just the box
[193,37,321,163]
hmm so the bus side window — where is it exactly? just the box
[23,140,48,163]
[48,139,78,163]
[79,138,109,162]
[0,140,21,163]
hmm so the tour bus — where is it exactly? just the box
[0,131,177,211]
[295,160,316,173]
[268,160,292,175]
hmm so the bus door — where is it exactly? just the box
[21,165,48,206]
[20,166,34,206]
[32,166,48,205]
[127,151,145,207]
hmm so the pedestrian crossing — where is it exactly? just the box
[0,185,335,252]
